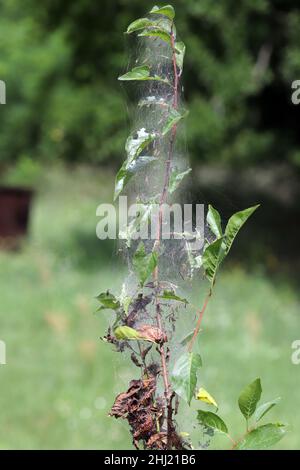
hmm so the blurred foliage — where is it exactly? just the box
[3,155,42,187]
[0,0,300,170]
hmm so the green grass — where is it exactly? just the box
[0,165,299,449]
[178,268,300,449]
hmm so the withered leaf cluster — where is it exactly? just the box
[110,376,163,448]
[110,375,186,450]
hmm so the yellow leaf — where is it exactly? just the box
[196,387,218,408]
[114,326,141,340]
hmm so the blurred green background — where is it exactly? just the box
[0,0,300,449]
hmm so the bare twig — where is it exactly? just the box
[188,291,212,352]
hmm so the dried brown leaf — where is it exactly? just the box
[136,324,168,343]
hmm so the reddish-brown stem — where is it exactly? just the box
[153,24,179,448]
[155,25,179,240]
[230,427,254,450]
[226,434,237,447]
[188,291,212,352]
[171,29,179,109]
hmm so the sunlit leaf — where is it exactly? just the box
[172,352,202,405]
[114,325,141,341]
[159,290,188,304]
[224,204,260,255]
[150,5,175,20]
[114,324,166,343]
[138,29,171,46]
[238,378,262,421]
[119,65,150,81]
[236,423,287,450]
[196,387,218,408]
[197,410,228,434]
[202,205,259,286]
[255,398,281,422]
[118,65,169,84]
[207,205,222,239]
[126,18,158,34]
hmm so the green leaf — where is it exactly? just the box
[197,410,228,434]
[159,290,188,304]
[114,325,141,341]
[172,352,202,405]
[125,129,156,162]
[114,163,131,201]
[255,398,281,422]
[132,242,158,286]
[238,378,262,421]
[127,155,157,172]
[119,202,155,247]
[119,65,150,81]
[202,204,259,286]
[162,108,188,135]
[202,237,224,286]
[95,292,125,329]
[126,18,158,34]
[96,291,120,311]
[138,29,171,46]
[179,331,194,346]
[236,423,287,450]
[207,205,222,239]
[150,5,175,20]
[118,65,169,84]
[224,204,260,255]
[121,297,132,316]
[169,167,191,194]
[187,246,203,272]
[114,128,157,200]
[175,41,186,70]
[114,156,157,200]
[196,388,218,408]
